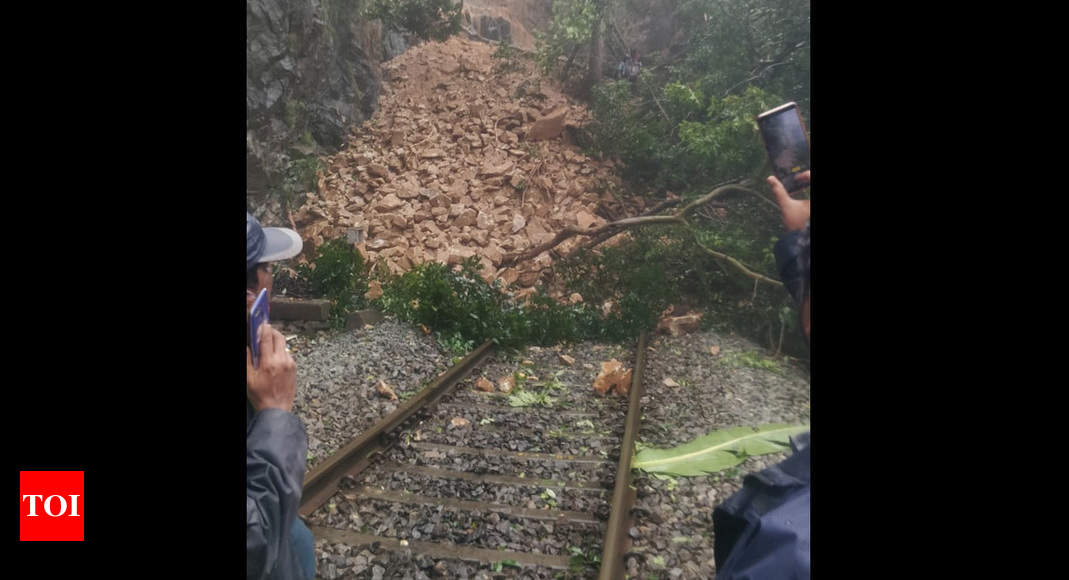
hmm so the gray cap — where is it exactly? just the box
[247,211,303,271]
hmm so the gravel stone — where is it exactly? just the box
[629,329,810,579]
[302,324,807,579]
[286,317,452,469]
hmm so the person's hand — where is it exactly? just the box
[767,171,811,231]
[246,323,297,413]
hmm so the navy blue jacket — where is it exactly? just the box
[711,224,811,578]
[713,432,810,579]
[247,402,308,580]
[772,224,810,305]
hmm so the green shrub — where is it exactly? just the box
[295,238,370,328]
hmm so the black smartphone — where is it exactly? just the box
[757,102,810,193]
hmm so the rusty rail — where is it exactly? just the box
[599,331,648,580]
[299,340,495,516]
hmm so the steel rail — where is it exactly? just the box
[299,340,494,516]
[599,331,648,580]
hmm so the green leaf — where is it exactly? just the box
[632,423,808,476]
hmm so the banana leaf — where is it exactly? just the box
[632,423,809,476]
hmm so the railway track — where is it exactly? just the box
[301,333,649,579]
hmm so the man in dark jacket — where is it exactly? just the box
[712,171,810,579]
[246,211,315,580]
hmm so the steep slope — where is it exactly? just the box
[292,35,642,297]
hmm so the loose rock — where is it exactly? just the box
[376,380,398,401]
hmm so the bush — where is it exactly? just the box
[374,257,646,351]
[295,238,370,328]
[555,218,807,359]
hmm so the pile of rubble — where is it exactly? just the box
[292,36,643,299]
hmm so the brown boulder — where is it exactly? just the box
[576,210,597,230]
[498,375,515,394]
[528,107,568,141]
[475,377,495,392]
[367,163,389,178]
[471,229,489,247]
[396,184,421,199]
[482,244,503,265]
[593,360,632,397]
[447,247,476,265]
[376,380,398,401]
[450,417,470,428]
[517,270,541,287]
[480,160,514,177]
[364,280,383,301]
[377,193,404,211]
[454,208,478,228]
[497,267,520,285]
[657,311,704,336]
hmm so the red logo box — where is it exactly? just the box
[20,471,84,541]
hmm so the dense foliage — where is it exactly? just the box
[294,238,371,327]
[535,0,810,356]
[365,0,462,41]
[535,0,600,74]
[586,1,810,192]
[374,257,608,350]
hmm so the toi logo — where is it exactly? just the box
[20,471,84,541]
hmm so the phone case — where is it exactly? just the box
[757,103,810,193]
[249,288,269,368]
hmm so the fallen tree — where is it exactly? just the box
[500,181,784,289]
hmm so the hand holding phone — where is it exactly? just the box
[249,288,269,368]
[757,102,810,194]
[246,321,298,413]
[768,171,811,232]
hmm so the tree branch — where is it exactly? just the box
[561,195,685,260]
[675,182,777,215]
[499,215,685,268]
[689,229,783,288]
[497,177,785,290]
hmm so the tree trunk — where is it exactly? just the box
[583,15,604,96]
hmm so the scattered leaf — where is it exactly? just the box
[633,423,809,476]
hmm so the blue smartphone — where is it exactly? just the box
[249,288,269,368]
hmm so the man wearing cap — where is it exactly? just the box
[246,211,315,580]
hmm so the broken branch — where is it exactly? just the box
[499,215,685,267]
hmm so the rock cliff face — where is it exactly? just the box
[247,0,393,198]
[460,0,552,51]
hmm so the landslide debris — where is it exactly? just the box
[292,36,644,297]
